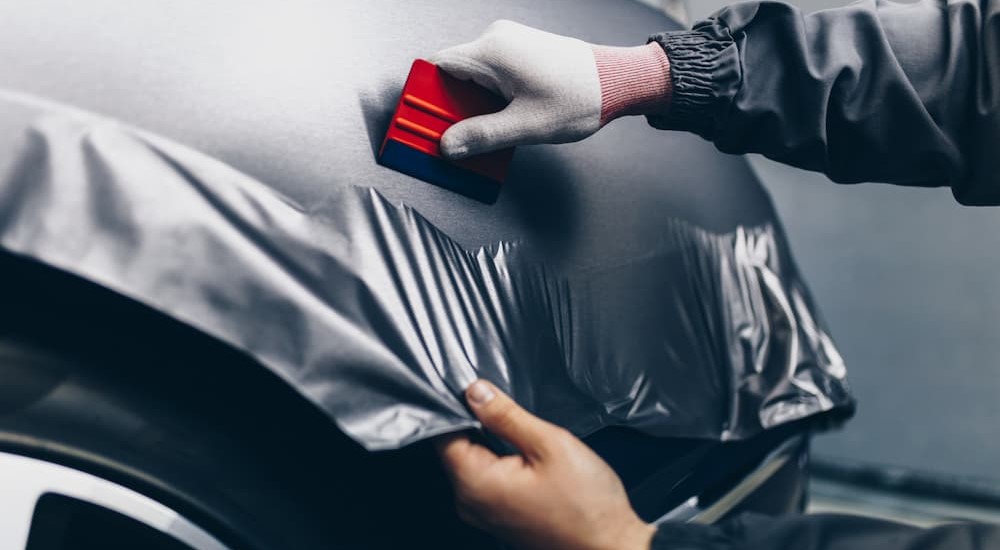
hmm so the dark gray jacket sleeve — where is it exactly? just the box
[650,513,1000,550]
[648,0,1000,205]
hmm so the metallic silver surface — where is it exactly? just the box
[0,92,851,449]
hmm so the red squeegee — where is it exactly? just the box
[378,59,515,204]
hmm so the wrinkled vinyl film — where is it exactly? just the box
[0,92,853,450]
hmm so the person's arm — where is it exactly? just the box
[649,0,1000,204]
[433,1,1000,204]
[438,380,1000,550]
[652,512,1000,549]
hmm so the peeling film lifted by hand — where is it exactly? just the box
[435,380,656,550]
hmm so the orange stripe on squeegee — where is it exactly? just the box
[403,94,460,123]
[395,117,442,141]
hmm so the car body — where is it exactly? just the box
[0,1,848,547]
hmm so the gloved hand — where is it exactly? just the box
[435,380,656,550]
[430,20,672,160]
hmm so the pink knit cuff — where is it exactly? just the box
[592,42,672,126]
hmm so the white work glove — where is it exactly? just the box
[430,20,672,160]
[430,20,601,159]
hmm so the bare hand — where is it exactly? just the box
[435,380,656,550]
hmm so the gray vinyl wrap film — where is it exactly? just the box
[0,91,853,450]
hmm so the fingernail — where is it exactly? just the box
[467,380,495,405]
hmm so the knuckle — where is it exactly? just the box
[543,426,577,452]
[552,426,574,441]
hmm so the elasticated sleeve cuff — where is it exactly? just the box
[592,43,673,125]
[646,23,742,138]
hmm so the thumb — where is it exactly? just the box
[440,102,535,160]
[465,379,557,460]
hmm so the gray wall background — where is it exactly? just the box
[652,0,1000,483]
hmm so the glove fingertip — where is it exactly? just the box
[440,128,472,160]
